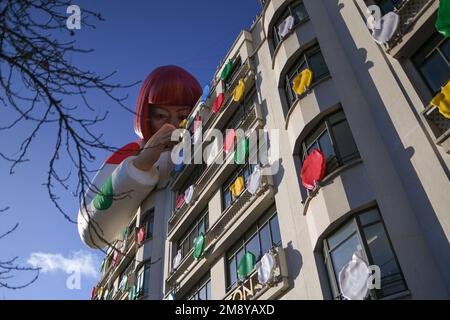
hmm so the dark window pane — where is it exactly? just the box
[207,281,211,300]
[362,223,407,297]
[260,222,272,256]
[224,191,232,210]
[199,286,207,301]
[376,0,395,14]
[332,121,358,162]
[318,131,335,161]
[308,51,329,81]
[441,39,450,63]
[330,233,361,282]
[328,220,357,250]
[227,258,237,289]
[359,209,381,226]
[419,51,450,93]
[292,2,308,23]
[198,220,205,236]
[270,215,282,245]
[246,233,261,260]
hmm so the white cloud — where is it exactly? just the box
[27,250,98,278]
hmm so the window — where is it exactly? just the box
[413,33,450,96]
[373,0,403,14]
[186,274,212,300]
[323,207,408,300]
[222,163,256,211]
[176,209,209,261]
[226,208,281,291]
[285,45,330,106]
[141,209,154,241]
[225,56,242,90]
[136,261,151,298]
[221,86,257,135]
[272,1,309,48]
[174,164,206,211]
[300,109,359,176]
[118,259,134,293]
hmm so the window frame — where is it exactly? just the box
[136,260,151,299]
[322,207,408,300]
[185,274,212,300]
[412,34,450,97]
[141,209,154,241]
[284,45,330,107]
[300,109,360,178]
[221,162,256,212]
[225,208,281,292]
[272,1,310,48]
[176,208,209,261]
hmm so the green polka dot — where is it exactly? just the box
[93,175,113,211]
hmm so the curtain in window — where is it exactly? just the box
[292,68,313,95]
[370,12,399,45]
[436,0,450,37]
[431,80,450,118]
[277,15,295,39]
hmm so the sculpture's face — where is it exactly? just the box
[147,104,190,134]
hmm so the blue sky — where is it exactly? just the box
[0,0,262,300]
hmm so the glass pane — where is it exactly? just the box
[332,121,358,162]
[143,265,151,296]
[246,233,261,260]
[291,2,308,23]
[227,258,237,289]
[376,0,395,14]
[327,220,357,250]
[189,231,196,251]
[359,209,381,226]
[308,51,329,81]
[419,51,450,93]
[440,39,450,64]
[328,111,346,125]
[318,131,336,161]
[198,220,205,236]
[270,215,282,245]
[182,240,189,258]
[199,286,207,301]
[147,217,154,238]
[223,191,232,210]
[259,222,272,256]
[306,142,319,156]
[330,233,361,284]
[245,225,258,240]
[363,223,407,297]
[207,280,211,300]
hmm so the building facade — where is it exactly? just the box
[93,0,450,300]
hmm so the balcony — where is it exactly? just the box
[423,104,450,153]
[386,0,437,54]
[165,174,274,288]
[167,104,264,236]
[222,245,289,300]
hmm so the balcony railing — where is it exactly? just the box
[222,245,288,300]
[423,104,450,150]
[203,58,254,132]
[386,0,436,52]
[166,174,273,286]
[205,174,272,244]
[167,104,264,235]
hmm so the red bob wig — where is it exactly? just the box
[134,65,202,141]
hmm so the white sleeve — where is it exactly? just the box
[77,156,159,249]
